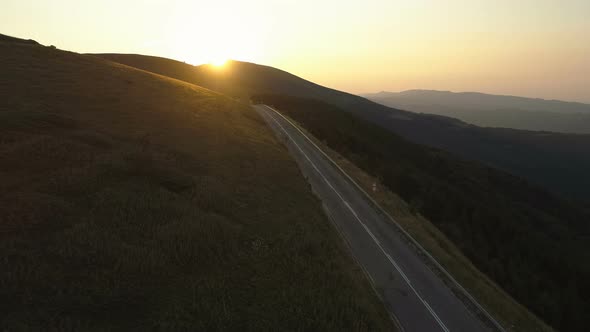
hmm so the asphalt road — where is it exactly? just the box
[255,104,490,332]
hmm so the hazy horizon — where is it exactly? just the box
[362,89,590,104]
[2,0,589,103]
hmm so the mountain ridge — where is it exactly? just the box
[364,89,590,113]
[363,90,590,134]
[96,53,590,202]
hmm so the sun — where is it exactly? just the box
[209,57,228,67]
[167,3,267,68]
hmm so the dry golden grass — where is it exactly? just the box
[0,42,393,331]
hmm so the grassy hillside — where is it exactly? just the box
[95,54,590,203]
[252,94,590,332]
[0,39,393,330]
[0,33,39,45]
[95,54,371,110]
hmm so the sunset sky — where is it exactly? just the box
[2,0,589,102]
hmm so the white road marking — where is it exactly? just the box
[260,105,450,332]
[265,106,502,332]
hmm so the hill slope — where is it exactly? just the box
[252,94,590,332]
[363,90,590,134]
[0,33,39,45]
[95,54,357,105]
[0,38,393,330]
[95,54,590,202]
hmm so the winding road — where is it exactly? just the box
[255,104,493,332]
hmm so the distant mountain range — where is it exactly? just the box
[363,90,590,134]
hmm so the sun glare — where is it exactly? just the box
[210,58,228,67]
[167,3,268,67]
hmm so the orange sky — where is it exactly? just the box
[2,0,589,102]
